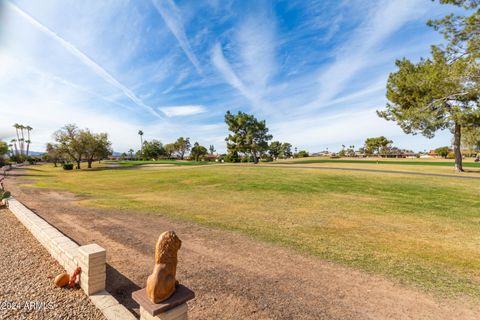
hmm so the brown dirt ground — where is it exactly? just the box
[4,169,480,320]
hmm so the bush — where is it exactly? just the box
[447,152,455,159]
[261,155,273,162]
[63,163,74,170]
[296,150,309,158]
[1,190,11,201]
[224,152,240,163]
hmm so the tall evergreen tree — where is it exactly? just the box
[378,1,479,171]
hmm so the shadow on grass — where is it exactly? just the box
[16,167,44,172]
[106,264,141,316]
[81,166,135,172]
[462,169,480,174]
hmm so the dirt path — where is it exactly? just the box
[4,170,480,319]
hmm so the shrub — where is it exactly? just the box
[63,163,74,170]
[296,150,309,158]
[0,190,11,201]
[261,155,273,162]
[224,151,240,163]
[447,152,455,159]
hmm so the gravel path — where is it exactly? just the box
[0,209,106,320]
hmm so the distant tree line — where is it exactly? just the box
[128,111,303,164]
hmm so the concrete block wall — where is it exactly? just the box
[6,198,105,295]
[6,197,137,320]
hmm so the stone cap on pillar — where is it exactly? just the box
[132,284,195,316]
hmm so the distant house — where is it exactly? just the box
[107,154,121,160]
[203,154,219,162]
[377,148,418,158]
[427,150,439,158]
[378,151,418,158]
[310,151,331,157]
[426,149,453,158]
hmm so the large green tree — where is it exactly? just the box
[54,124,85,169]
[45,143,61,167]
[174,137,191,160]
[53,125,112,169]
[435,146,451,158]
[81,130,112,168]
[363,136,393,156]
[225,111,272,164]
[378,1,479,172]
[0,141,8,160]
[142,139,165,160]
[268,141,283,160]
[191,142,208,161]
[164,143,176,159]
[268,141,293,160]
[280,142,293,159]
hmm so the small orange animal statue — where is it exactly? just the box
[146,231,182,304]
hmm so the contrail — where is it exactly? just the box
[151,0,202,75]
[7,1,162,118]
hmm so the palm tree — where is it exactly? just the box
[13,124,20,154]
[128,148,134,160]
[138,130,144,159]
[10,139,18,157]
[25,140,31,156]
[19,124,26,155]
[8,144,13,156]
[25,125,32,156]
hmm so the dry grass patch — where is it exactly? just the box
[22,163,480,298]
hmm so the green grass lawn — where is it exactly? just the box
[282,158,480,168]
[106,159,212,167]
[23,163,480,298]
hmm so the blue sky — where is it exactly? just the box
[0,0,457,153]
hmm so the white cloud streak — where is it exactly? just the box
[236,13,276,91]
[211,9,277,111]
[160,105,206,117]
[151,0,202,74]
[211,43,258,104]
[6,1,162,118]
[307,0,428,110]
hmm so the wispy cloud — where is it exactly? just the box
[151,0,202,74]
[211,42,258,105]
[236,12,277,91]
[307,0,427,109]
[160,105,206,117]
[6,1,162,118]
[211,8,277,112]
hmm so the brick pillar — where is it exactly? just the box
[139,303,188,320]
[78,244,106,295]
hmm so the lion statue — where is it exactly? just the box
[146,231,182,304]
